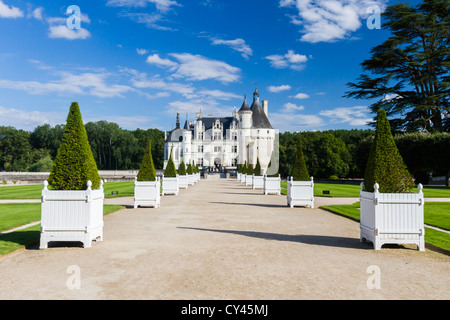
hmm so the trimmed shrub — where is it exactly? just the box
[242,161,247,174]
[178,160,186,175]
[164,149,177,177]
[364,109,414,193]
[48,102,101,190]
[291,138,310,181]
[136,140,157,181]
[186,162,193,174]
[247,163,254,175]
[254,158,262,176]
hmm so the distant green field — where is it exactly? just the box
[321,201,450,252]
[0,181,135,199]
[0,204,125,256]
[280,181,450,198]
[0,181,449,199]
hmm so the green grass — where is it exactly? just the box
[321,202,450,253]
[0,204,125,256]
[280,181,450,198]
[0,181,136,199]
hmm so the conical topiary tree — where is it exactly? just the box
[364,109,414,193]
[254,158,262,176]
[186,162,193,175]
[247,163,254,175]
[178,160,186,175]
[48,102,101,190]
[242,161,247,174]
[136,140,157,181]
[164,149,177,177]
[291,137,310,181]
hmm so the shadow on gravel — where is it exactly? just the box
[210,201,286,208]
[177,226,371,250]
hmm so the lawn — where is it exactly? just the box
[280,181,450,198]
[0,204,125,256]
[0,181,135,199]
[1,181,449,199]
[321,201,450,253]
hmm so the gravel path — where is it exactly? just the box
[0,176,448,300]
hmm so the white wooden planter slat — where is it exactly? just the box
[360,182,425,251]
[187,174,194,186]
[237,173,241,181]
[252,174,264,189]
[240,173,246,184]
[287,176,314,208]
[134,177,161,208]
[178,174,188,189]
[162,175,179,195]
[264,175,281,195]
[245,174,253,186]
[40,180,104,249]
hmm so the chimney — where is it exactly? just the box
[262,100,268,117]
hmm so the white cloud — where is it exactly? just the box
[279,0,387,43]
[282,102,305,113]
[107,0,180,12]
[29,7,43,20]
[197,89,241,100]
[0,1,23,18]
[265,50,308,70]
[46,11,91,40]
[293,93,309,99]
[169,53,241,83]
[125,69,195,98]
[48,25,91,40]
[146,53,178,68]
[0,105,156,131]
[270,112,324,132]
[0,106,65,131]
[0,70,135,98]
[210,38,253,59]
[109,0,180,30]
[319,106,372,126]
[137,48,148,55]
[268,84,291,93]
[119,12,175,31]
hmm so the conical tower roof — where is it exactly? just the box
[238,95,251,112]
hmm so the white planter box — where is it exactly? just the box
[40,180,104,249]
[264,175,281,195]
[237,173,241,181]
[240,173,246,183]
[245,174,253,186]
[134,178,161,208]
[360,183,425,251]
[178,174,188,189]
[162,175,179,195]
[252,175,264,189]
[287,176,314,208]
[187,174,194,186]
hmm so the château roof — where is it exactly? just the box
[238,95,250,112]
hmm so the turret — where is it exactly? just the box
[238,95,252,129]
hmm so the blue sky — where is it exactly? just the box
[0,0,419,132]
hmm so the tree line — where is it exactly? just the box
[0,122,164,173]
[1,122,449,185]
